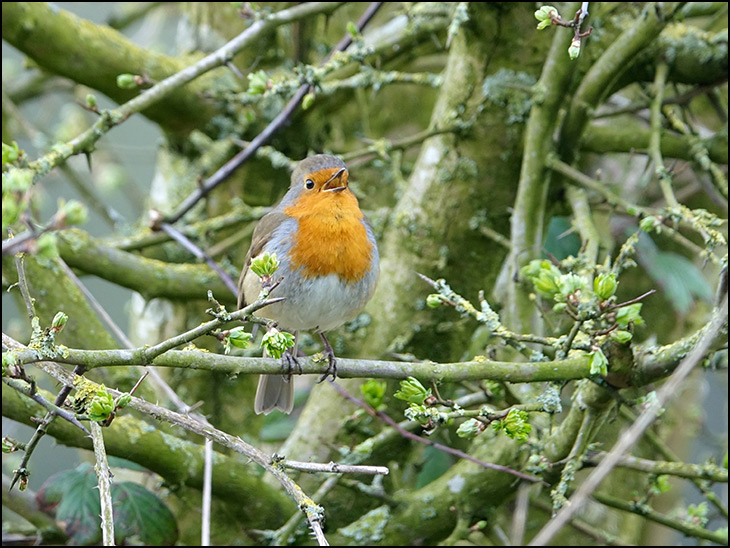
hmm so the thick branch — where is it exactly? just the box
[582,123,729,165]
[10,346,594,384]
[504,2,581,331]
[56,229,231,301]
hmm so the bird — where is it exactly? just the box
[238,154,379,415]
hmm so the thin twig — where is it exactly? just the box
[592,490,727,545]
[159,222,237,297]
[608,289,656,310]
[280,460,389,476]
[14,253,36,320]
[585,451,728,482]
[2,378,89,435]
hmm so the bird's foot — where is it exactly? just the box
[281,346,302,381]
[317,332,337,383]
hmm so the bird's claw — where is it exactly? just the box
[317,350,337,383]
[281,348,302,381]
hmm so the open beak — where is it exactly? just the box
[322,168,348,192]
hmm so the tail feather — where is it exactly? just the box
[254,374,294,415]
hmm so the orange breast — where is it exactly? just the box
[285,190,373,282]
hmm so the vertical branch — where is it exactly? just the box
[503,2,581,332]
[566,186,601,268]
[201,439,213,546]
[90,421,115,546]
[649,62,678,207]
[14,254,36,321]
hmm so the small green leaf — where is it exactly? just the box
[650,474,672,495]
[616,303,644,327]
[610,330,633,344]
[115,393,132,409]
[640,216,662,233]
[250,252,279,278]
[594,273,617,301]
[247,69,269,95]
[394,376,431,405]
[456,418,484,439]
[88,385,115,422]
[261,328,295,359]
[302,91,315,110]
[534,5,559,29]
[686,502,709,527]
[224,326,253,354]
[361,379,386,408]
[492,409,532,442]
[589,348,608,376]
[346,21,359,38]
[2,141,21,166]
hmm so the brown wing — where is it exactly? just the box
[237,211,290,309]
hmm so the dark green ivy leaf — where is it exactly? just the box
[36,463,178,546]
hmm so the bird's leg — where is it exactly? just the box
[317,332,337,383]
[281,330,302,380]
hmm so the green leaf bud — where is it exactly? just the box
[51,311,68,332]
[594,272,617,300]
[610,330,633,344]
[250,252,279,278]
[456,418,484,439]
[261,328,295,359]
[589,347,608,376]
[361,379,386,408]
[616,303,644,327]
[247,70,269,95]
[115,393,132,409]
[394,376,431,405]
[302,91,315,110]
[116,73,137,89]
[535,5,559,29]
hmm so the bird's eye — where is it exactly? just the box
[305,179,315,190]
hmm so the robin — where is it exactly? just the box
[238,154,379,415]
